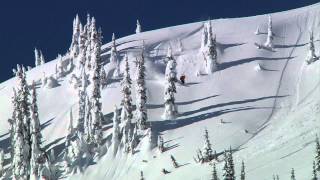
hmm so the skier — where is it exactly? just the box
[180,75,186,85]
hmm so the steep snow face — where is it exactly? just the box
[1,3,320,180]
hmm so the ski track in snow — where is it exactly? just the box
[294,61,306,108]
[240,19,303,148]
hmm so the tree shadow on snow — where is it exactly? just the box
[181,95,286,117]
[217,42,246,54]
[40,118,54,130]
[147,94,219,109]
[273,42,307,49]
[153,95,286,132]
[218,56,295,71]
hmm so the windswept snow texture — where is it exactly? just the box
[1,3,320,180]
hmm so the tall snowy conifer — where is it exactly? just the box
[312,161,318,180]
[290,168,295,180]
[30,81,44,177]
[264,15,274,48]
[70,15,81,58]
[241,161,245,180]
[223,149,235,180]
[136,52,148,130]
[77,68,87,136]
[120,54,134,151]
[110,33,118,64]
[30,81,42,145]
[100,67,107,88]
[9,88,18,158]
[205,21,218,74]
[203,129,213,162]
[201,23,208,51]
[34,48,41,67]
[40,51,45,65]
[111,33,120,78]
[12,65,30,179]
[111,106,121,155]
[17,65,32,170]
[0,149,3,177]
[130,124,139,154]
[136,20,142,34]
[120,54,133,123]
[315,135,320,171]
[211,163,218,180]
[90,22,104,147]
[85,15,92,70]
[78,23,87,69]
[162,47,178,120]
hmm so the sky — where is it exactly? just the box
[0,0,318,82]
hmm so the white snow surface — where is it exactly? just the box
[1,3,320,180]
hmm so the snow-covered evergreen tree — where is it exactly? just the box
[30,132,43,177]
[306,31,318,64]
[135,53,148,130]
[254,25,260,35]
[70,15,81,58]
[290,168,295,180]
[40,50,45,65]
[241,161,245,180]
[222,149,235,180]
[15,65,32,176]
[162,47,178,120]
[77,22,87,69]
[264,15,274,48]
[211,163,218,180]
[315,135,320,171]
[312,161,318,180]
[202,129,213,162]
[140,171,145,180]
[177,38,183,52]
[29,81,44,178]
[130,124,139,154]
[9,88,18,158]
[204,21,218,74]
[111,106,121,155]
[201,23,208,51]
[90,26,104,148]
[77,68,87,136]
[120,54,133,123]
[116,55,135,151]
[85,16,94,71]
[84,96,93,143]
[30,81,42,146]
[110,33,120,78]
[34,48,41,67]
[63,111,75,173]
[136,19,142,34]
[100,67,107,88]
[121,112,132,153]
[0,149,4,177]
[110,33,118,64]
[12,68,29,178]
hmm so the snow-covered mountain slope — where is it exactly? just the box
[1,3,320,180]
